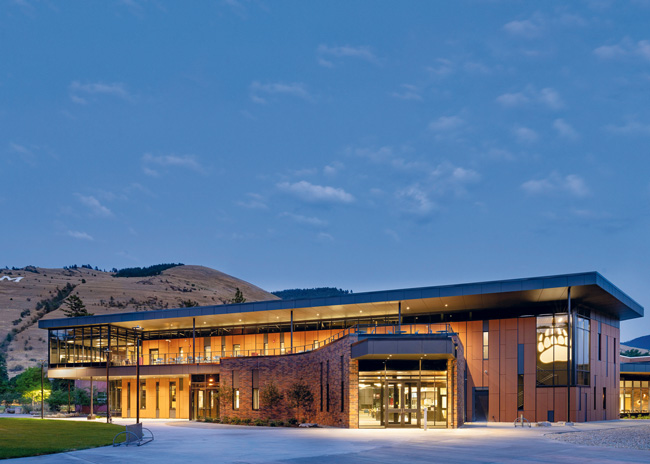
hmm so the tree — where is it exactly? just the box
[62,295,94,317]
[179,299,199,308]
[260,381,284,418]
[12,367,51,407]
[232,288,246,304]
[215,384,234,419]
[286,379,313,422]
[0,353,8,394]
[621,348,648,357]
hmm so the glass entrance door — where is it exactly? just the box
[386,382,420,427]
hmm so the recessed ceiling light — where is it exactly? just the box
[317,313,319,316]
[406,307,410,310]
[359,310,362,313]
[445,304,448,307]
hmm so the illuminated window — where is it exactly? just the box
[536,315,568,386]
[576,315,590,386]
[233,389,240,410]
[140,381,146,409]
[483,331,489,360]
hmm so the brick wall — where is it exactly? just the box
[219,336,355,427]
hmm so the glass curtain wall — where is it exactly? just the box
[48,326,139,366]
[536,314,569,386]
[620,380,650,414]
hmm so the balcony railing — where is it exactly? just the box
[50,322,455,367]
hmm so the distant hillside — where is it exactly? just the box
[0,265,279,376]
[623,335,650,351]
[272,287,352,300]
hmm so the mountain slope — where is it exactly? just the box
[0,265,279,375]
[622,335,650,351]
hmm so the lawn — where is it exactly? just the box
[0,418,124,459]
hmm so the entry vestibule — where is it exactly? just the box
[358,359,449,428]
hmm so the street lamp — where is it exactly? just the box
[104,347,111,424]
[39,360,45,419]
[133,326,142,424]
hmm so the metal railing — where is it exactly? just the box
[52,322,456,367]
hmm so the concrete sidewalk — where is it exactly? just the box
[7,419,650,463]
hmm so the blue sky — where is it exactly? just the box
[2,1,649,340]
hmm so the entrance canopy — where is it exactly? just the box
[351,334,457,360]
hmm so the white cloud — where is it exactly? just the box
[426,58,453,76]
[513,126,539,143]
[384,229,400,242]
[280,212,328,227]
[277,181,354,204]
[250,81,313,103]
[496,86,564,109]
[553,119,579,139]
[237,193,267,210]
[503,18,543,39]
[69,81,131,103]
[317,44,378,64]
[142,153,205,174]
[397,184,437,215]
[428,115,465,132]
[77,195,113,217]
[323,161,343,176]
[67,230,94,241]
[316,232,334,242]
[350,146,423,171]
[496,92,529,107]
[521,172,589,197]
[605,120,650,135]
[594,38,650,61]
[391,84,422,101]
[430,163,481,196]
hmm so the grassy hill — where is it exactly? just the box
[622,335,650,352]
[0,265,279,376]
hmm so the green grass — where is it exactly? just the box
[0,418,124,459]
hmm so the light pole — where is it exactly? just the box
[104,347,111,424]
[39,360,45,419]
[133,326,142,424]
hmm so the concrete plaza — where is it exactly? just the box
[7,418,650,463]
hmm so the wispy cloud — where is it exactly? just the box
[237,193,268,210]
[503,15,544,39]
[594,38,650,61]
[391,84,422,101]
[521,172,589,197]
[553,119,579,139]
[496,86,564,109]
[77,195,113,217]
[317,44,378,66]
[69,81,131,104]
[428,115,465,132]
[277,180,354,204]
[67,230,94,241]
[605,119,650,135]
[8,142,37,165]
[142,153,205,175]
[350,146,424,171]
[513,126,539,143]
[426,58,454,76]
[249,81,313,104]
[279,212,328,228]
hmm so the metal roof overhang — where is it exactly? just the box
[351,335,456,360]
[38,272,644,332]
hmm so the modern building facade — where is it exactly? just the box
[39,272,643,428]
[620,356,650,416]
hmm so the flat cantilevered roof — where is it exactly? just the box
[39,271,643,331]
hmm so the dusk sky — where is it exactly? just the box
[1,1,649,341]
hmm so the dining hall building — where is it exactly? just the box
[39,272,643,428]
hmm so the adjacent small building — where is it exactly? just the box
[39,271,643,428]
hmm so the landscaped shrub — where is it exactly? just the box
[221,416,230,424]
[253,419,264,426]
[269,420,277,427]
[242,418,251,425]
[287,418,298,426]
[231,417,241,425]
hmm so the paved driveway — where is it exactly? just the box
[8,419,650,463]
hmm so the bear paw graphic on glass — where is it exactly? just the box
[538,327,568,364]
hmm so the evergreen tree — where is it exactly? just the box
[232,288,246,304]
[62,295,94,317]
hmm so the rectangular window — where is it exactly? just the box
[517,374,524,411]
[603,387,606,410]
[594,386,597,410]
[127,382,131,410]
[140,381,146,409]
[155,382,160,410]
[483,320,489,360]
[614,338,617,365]
[320,362,324,411]
[536,314,569,386]
[252,388,259,410]
[263,343,268,356]
[169,382,177,410]
[233,344,240,357]
[233,389,240,410]
[280,342,285,355]
[326,360,330,412]
[606,335,609,377]
[576,315,590,386]
[341,355,345,412]
[252,369,259,410]
[598,333,602,361]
